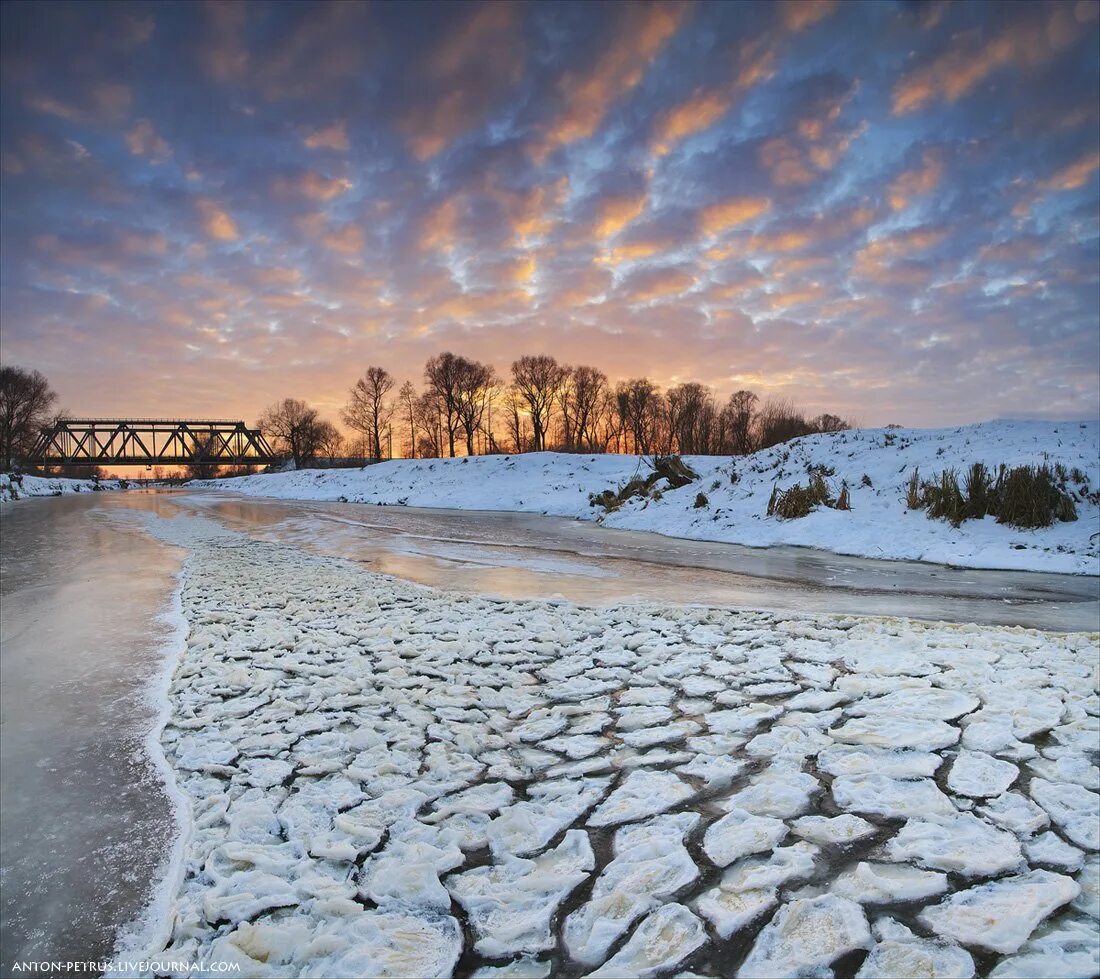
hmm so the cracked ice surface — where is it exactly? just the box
[123,523,1099,978]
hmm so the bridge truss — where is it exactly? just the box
[28,419,276,468]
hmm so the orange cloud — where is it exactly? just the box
[420,197,462,253]
[126,119,172,162]
[304,121,349,151]
[623,266,696,303]
[759,138,817,186]
[892,7,1082,114]
[888,150,944,210]
[197,198,240,241]
[780,0,838,32]
[593,193,648,240]
[400,3,523,160]
[323,224,365,254]
[272,172,353,201]
[698,196,771,236]
[533,2,688,160]
[511,178,569,243]
[199,2,249,83]
[1040,150,1100,190]
[650,89,731,156]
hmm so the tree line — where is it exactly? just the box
[257,352,852,468]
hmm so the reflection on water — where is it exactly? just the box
[0,493,185,973]
[180,492,1098,631]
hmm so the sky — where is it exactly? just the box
[1,0,1098,429]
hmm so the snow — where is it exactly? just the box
[113,513,1100,978]
[1,472,126,502]
[199,419,1100,574]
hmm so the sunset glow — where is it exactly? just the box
[1,0,1098,426]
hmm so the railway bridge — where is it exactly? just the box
[28,418,275,468]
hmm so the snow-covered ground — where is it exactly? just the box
[119,515,1099,978]
[0,472,124,502]
[202,421,1100,575]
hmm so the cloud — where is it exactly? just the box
[698,197,771,237]
[892,6,1084,114]
[780,0,838,32]
[532,2,688,160]
[303,122,349,152]
[126,120,172,162]
[271,171,353,202]
[888,150,944,210]
[196,199,240,241]
[1040,150,1100,191]
[650,89,731,157]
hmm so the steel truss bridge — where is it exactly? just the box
[28,418,276,468]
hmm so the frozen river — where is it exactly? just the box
[0,488,1096,973]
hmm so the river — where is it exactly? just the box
[0,488,1096,973]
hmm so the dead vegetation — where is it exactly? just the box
[906,462,1079,529]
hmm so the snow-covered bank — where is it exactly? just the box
[203,420,1100,575]
[0,472,125,502]
[119,519,1098,978]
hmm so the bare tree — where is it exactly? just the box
[811,413,850,433]
[616,378,663,455]
[566,366,608,452]
[667,382,717,455]
[184,433,221,480]
[397,381,418,459]
[315,420,345,458]
[0,365,57,469]
[258,398,324,468]
[756,398,815,450]
[424,352,468,457]
[343,366,395,460]
[511,354,566,452]
[720,390,758,455]
[454,359,495,456]
[415,390,445,458]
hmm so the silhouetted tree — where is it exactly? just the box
[0,365,57,469]
[512,354,566,451]
[397,381,418,459]
[721,389,758,455]
[424,352,468,457]
[259,398,325,467]
[343,366,395,460]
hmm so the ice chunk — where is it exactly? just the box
[302,909,462,978]
[817,744,941,778]
[947,751,1019,798]
[471,957,551,979]
[702,809,788,867]
[1029,779,1100,850]
[847,688,979,720]
[1025,832,1086,872]
[587,770,693,827]
[448,830,594,956]
[1073,855,1099,919]
[488,777,610,856]
[694,887,777,940]
[832,774,956,820]
[705,703,783,735]
[919,870,1080,954]
[855,938,975,979]
[790,814,876,845]
[829,716,959,752]
[831,861,948,904]
[978,791,1050,836]
[986,914,1100,979]
[587,904,706,978]
[563,813,699,965]
[738,895,871,978]
[884,813,1024,876]
[721,764,819,818]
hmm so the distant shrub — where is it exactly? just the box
[861,473,872,488]
[694,492,709,509]
[905,470,921,510]
[590,455,697,513]
[835,481,851,511]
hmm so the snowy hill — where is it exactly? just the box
[202,421,1100,574]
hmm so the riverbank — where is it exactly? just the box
[120,513,1099,978]
[0,472,126,502]
[202,420,1100,575]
